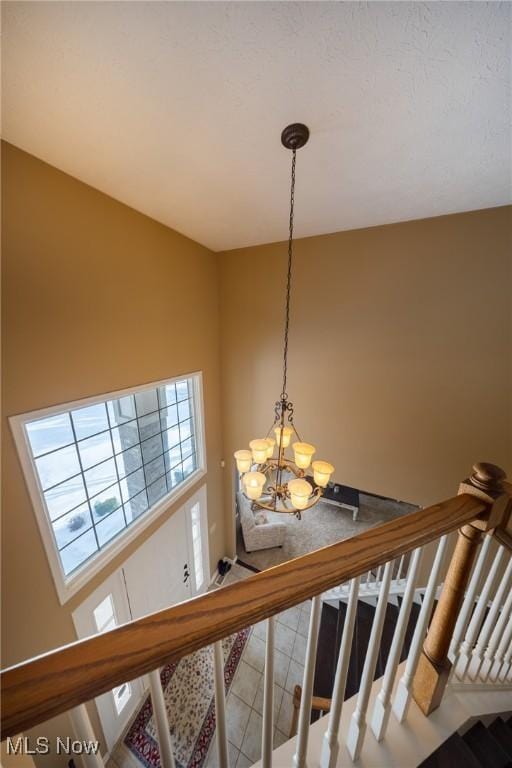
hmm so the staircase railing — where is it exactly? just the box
[1,462,511,768]
[322,548,415,603]
[450,538,512,686]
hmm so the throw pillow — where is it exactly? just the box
[254,512,268,526]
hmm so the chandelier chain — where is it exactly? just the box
[233,124,334,516]
[281,148,296,401]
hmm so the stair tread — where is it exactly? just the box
[419,733,482,768]
[401,600,420,663]
[313,603,340,699]
[489,719,512,759]
[463,721,512,768]
[376,602,399,679]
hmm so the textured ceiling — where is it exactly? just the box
[2,2,511,251]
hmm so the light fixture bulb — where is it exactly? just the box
[265,438,276,458]
[250,439,270,464]
[292,442,316,469]
[274,426,294,449]
[312,460,334,488]
[288,478,313,510]
[234,449,252,473]
[243,471,266,500]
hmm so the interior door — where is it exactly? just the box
[72,570,144,753]
[121,504,192,620]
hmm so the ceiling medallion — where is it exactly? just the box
[233,123,334,518]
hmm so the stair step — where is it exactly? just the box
[418,733,482,768]
[348,599,375,698]
[313,590,423,706]
[376,601,399,678]
[462,721,512,768]
[489,719,512,759]
[401,600,420,663]
[313,603,341,700]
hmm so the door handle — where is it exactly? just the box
[183,570,190,582]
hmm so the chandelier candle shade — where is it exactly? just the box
[233,123,334,517]
[312,461,335,488]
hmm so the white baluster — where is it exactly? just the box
[346,560,393,761]
[213,641,230,768]
[490,614,512,682]
[469,552,512,680]
[395,554,405,583]
[320,576,360,768]
[68,704,105,768]
[450,534,492,661]
[293,595,322,768]
[499,633,512,682]
[261,617,275,768]
[375,565,383,588]
[456,543,504,679]
[392,535,448,723]
[481,583,512,680]
[371,547,422,741]
[149,670,176,768]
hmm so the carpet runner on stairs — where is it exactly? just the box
[312,596,421,709]
[419,716,512,768]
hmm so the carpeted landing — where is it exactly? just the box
[237,493,418,571]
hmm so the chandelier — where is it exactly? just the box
[233,123,334,518]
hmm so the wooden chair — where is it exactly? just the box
[289,684,332,738]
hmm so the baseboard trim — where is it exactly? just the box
[236,558,261,574]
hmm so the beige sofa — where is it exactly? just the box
[237,492,287,552]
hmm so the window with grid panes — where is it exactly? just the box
[20,376,201,578]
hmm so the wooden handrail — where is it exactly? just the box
[1,493,487,737]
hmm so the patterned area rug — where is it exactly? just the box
[124,628,250,767]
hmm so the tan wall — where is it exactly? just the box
[1,142,225,761]
[219,207,512,553]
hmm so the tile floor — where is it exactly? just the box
[204,562,311,767]
[108,562,310,768]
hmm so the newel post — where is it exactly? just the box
[411,462,509,716]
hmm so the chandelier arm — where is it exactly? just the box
[243,485,323,515]
[265,457,303,478]
[266,422,276,438]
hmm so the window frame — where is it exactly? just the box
[10,372,207,605]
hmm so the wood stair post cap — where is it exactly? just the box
[470,463,506,493]
[459,462,511,534]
